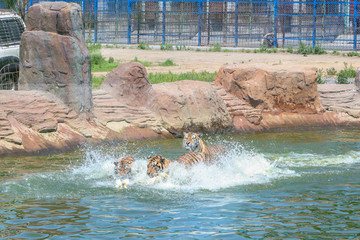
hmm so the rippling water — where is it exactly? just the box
[0,130,359,239]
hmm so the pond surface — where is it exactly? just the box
[0,130,359,239]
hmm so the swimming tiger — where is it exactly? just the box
[183,132,226,163]
[147,152,207,178]
[114,156,135,177]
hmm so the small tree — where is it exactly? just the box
[3,0,29,21]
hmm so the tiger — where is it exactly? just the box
[183,132,226,163]
[147,152,207,178]
[114,156,135,177]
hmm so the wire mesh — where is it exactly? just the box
[0,63,19,90]
[16,0,360,50]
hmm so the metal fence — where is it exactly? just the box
[8,0,360,50]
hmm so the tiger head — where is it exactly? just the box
[114,156,135,177]
[147,155,170,178]
[183,132,203,152]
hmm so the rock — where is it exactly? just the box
[100,62,153,107]
[150,80,233,134]
[26,1,85,42]
[19,2,92,114]
[355,68,360,88]
[214,65,324,114]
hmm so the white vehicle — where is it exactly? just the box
[0,9,25,90]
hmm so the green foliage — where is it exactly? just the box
[245,49,251,53]
[331,50,340,55]
[148,71,217,84]
[160,43,173,50]
[296,42,313,55]
[138,42,150,50]
[326,67,337,76]
[209,43,221,52]
[158,59,176,66]
[317,68,326,84]
[92,75,105,89]
[336,63,356,84]
[346,51,359,57]
[86,42,102,53]
[176,45,189,51]
[108,57,114,63]
[296,42,326,55]
[91,51,105,65]
[131,57,152,67]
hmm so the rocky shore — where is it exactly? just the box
[1,1,359,157]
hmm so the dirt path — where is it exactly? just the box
[98,47,360,76]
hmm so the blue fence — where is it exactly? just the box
[6,0,360,50]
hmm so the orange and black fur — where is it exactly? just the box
[183,132,225,163]
[114,156,135,177]
[147,152,207,178]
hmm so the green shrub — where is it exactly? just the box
[92,75,106,89]
[336,63,356,84]
[326,67,337,76]
[297,42,313,55]
[86,42,102,53]
[160,43,173,51]
[209,43,221,52]
[138,42,150,50]
[332,50,340,55]
[91,51,105,65]
[158,59,176,66]
[313,44,327,54]
[287,45,294,53]
[346,51,359,57]
[108,57,114,63]
[317,68,326,84]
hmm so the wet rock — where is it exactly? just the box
[19,2,92,114]
[214,65,324,114]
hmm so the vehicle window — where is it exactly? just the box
[0,17,25,45]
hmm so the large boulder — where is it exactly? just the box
[100,63,233,134]
[100,62,153,107]
[214,65,324,114]
[19,2,92,114]
[151,81,233,134]
[26,1,85,42]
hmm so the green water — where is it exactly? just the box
[0,130,359,239]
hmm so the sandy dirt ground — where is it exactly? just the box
[98,47,360,76]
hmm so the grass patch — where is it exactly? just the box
[209,43,221,52]
[158,59,176,66]
[336,62,356,84]
[131,57,152,67]
[296,42,327,55]
[87,42,121,72]
[138,42,151,50]
[148,71,217,84]
[160,43,173,51]
[92,75,106,89]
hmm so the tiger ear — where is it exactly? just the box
[160,157,166,164]
[184,132,188,138]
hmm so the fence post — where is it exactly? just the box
[198,0,202,46]
[354,0,358,51]
[312,0,316,48]
[162,0,166,44]
[235,0,238,47]
[273,0,278,47]
[127,0,131,44]
[94,0,98,43]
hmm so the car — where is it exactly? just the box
[0,9,25,90]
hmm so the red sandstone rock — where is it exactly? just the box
[100,62,153,107]
[214,65,324,114]
[150,80,233,134]
[19,2,92,115]
[26,1,85,42]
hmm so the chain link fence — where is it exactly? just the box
[4,0,360,50]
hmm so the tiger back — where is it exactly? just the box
[114,156,135,177]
